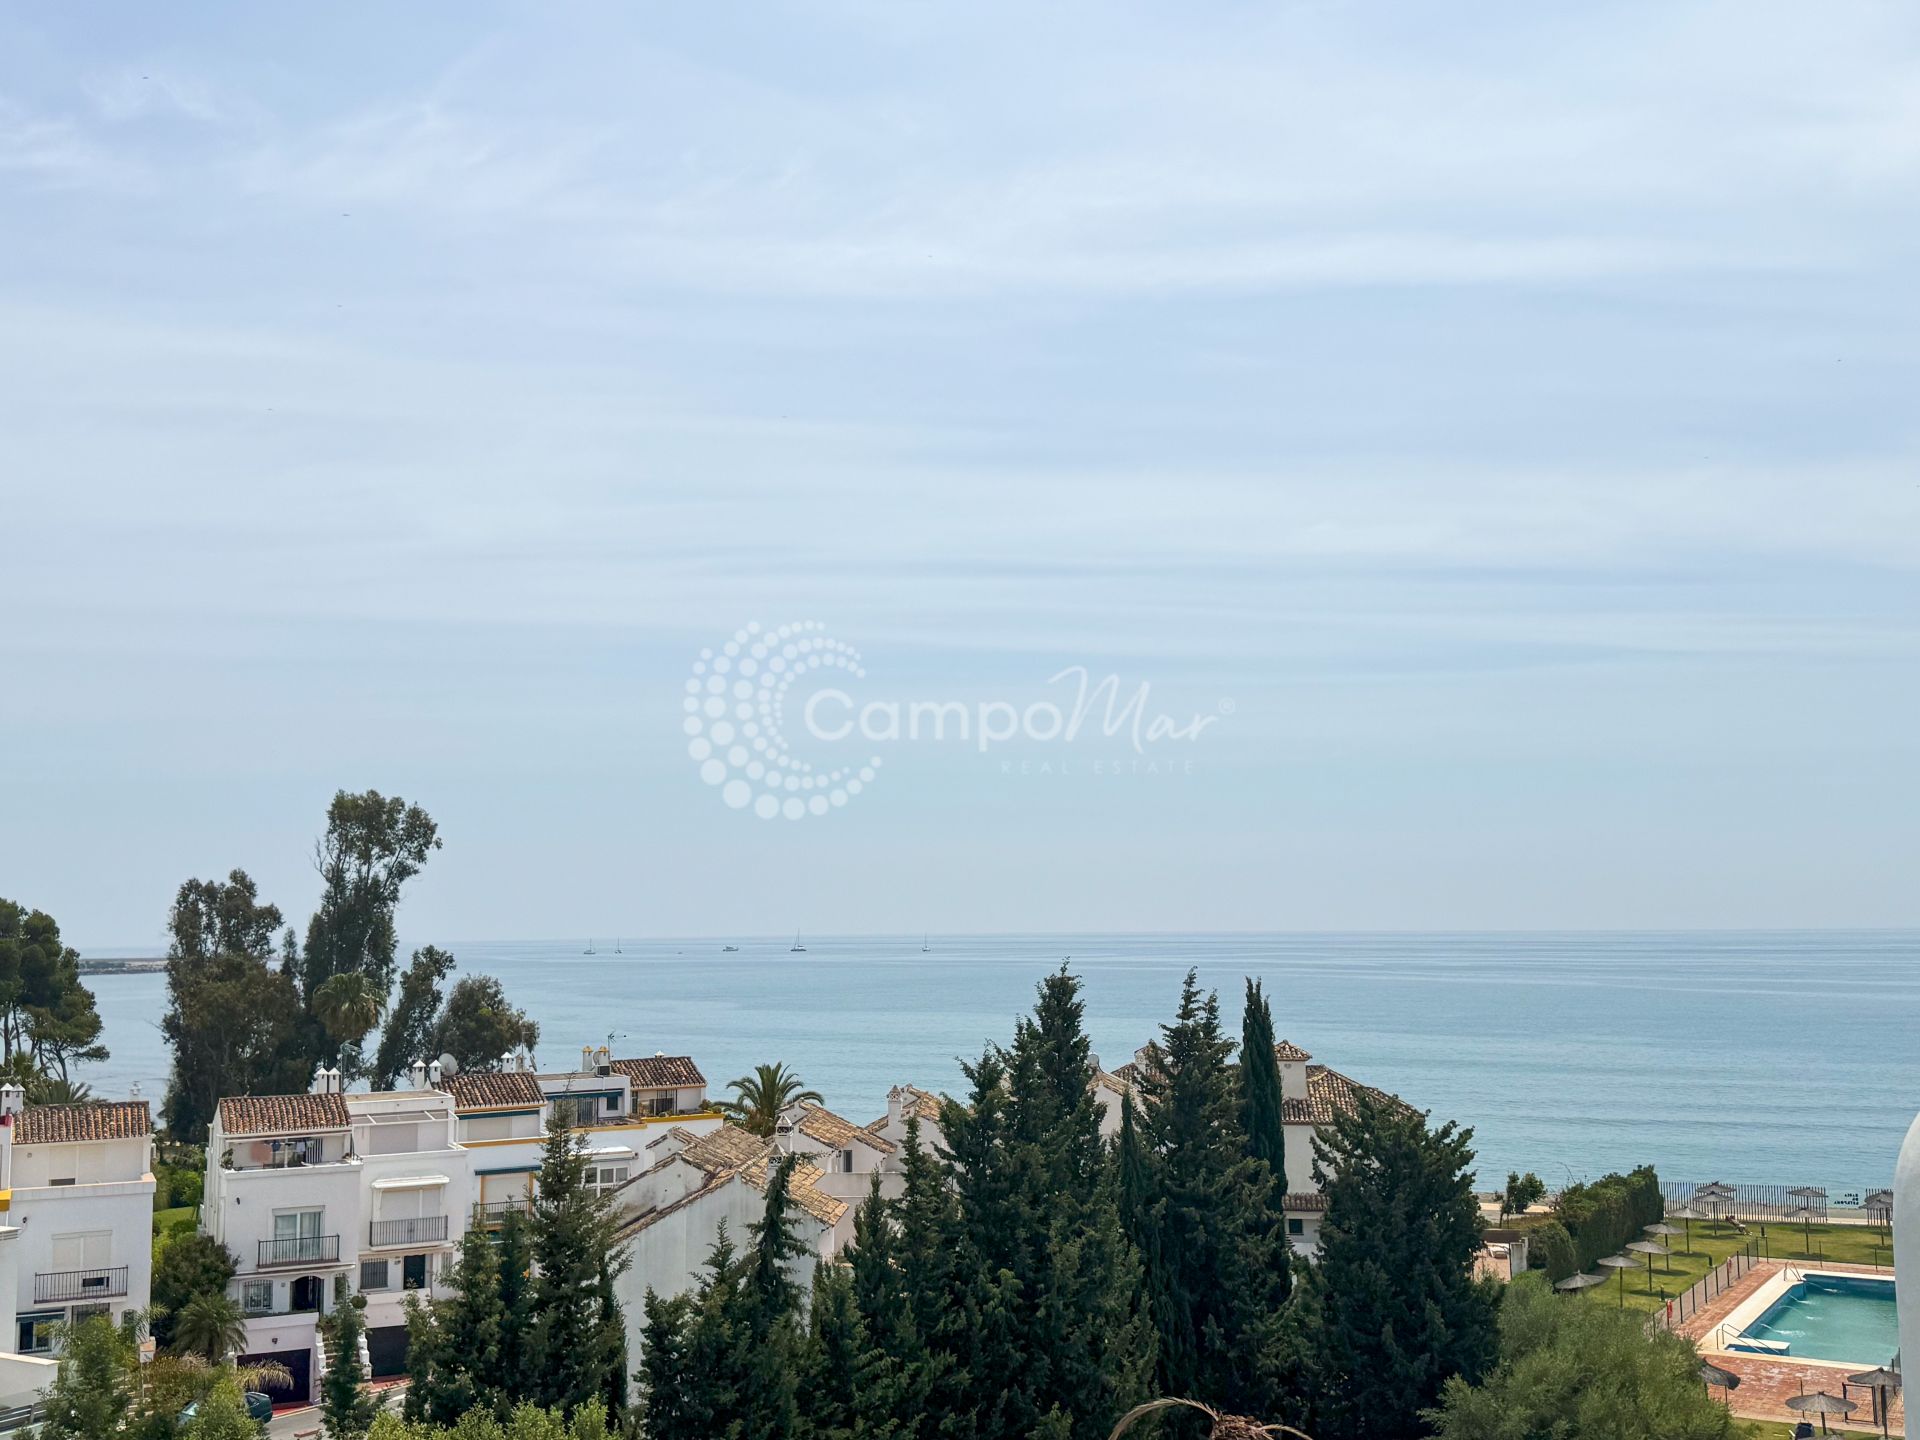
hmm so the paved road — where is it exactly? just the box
[268,1383,407,1439]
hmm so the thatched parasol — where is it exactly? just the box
[1845,1368,1902,1437]
[1665,1205,1705,1252]
[1786,1202,1820,1254]
[1596,1253,1636,1306]
[1626,1237,1672,1286]
[1863,1189,1894,1253]
[1107,1398,1310,1440]
[1785,1391,1855,1435]
[1699,1359,1741,1401]
[1554,1271,1608,1293]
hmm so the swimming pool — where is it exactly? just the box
[1733,1275,1899,1364]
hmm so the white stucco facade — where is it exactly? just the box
[1894,1109,1919,1440]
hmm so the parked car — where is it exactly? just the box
[179,1391,275,1430]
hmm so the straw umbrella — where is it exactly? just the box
[1553,1272,1607,1294]
[1596,1254,1636,1307]
[1844,1368,1901,1438]
[1696,1182,1736,1234]
[1626,1238,1672,1288]
[1645,1221,1686,1259]
[1863,1189,1894,1255]
[1785,1392,1855,1436]
[1666,1204,1705,1254]
[1786,1202,1819,1256]
[1699,1360,1741,1408]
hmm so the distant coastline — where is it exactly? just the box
[77,956,166,974]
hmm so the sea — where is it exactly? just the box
[76,931,1920,1193]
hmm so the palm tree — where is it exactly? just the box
[312,973,385,1048]
[717,1062,823,1137]
[172,1292,248,1364]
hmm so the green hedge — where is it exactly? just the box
[1552,1166,1662,1271]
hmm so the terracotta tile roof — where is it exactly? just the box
[1281,1065,1414,1126]
[218,1092,350,1137]
[16,1100,151,1144]
[445,1071,545,1111]
[608,1056,706,1090]
[1272,1039,1313,1062]
[624,1124,847,1237]
[1282,1191,1329,1212]
[678,1123,775,1175]
[1092,1069,1132,1094]
[789,1103,894,1154]
[869,1084,945,1132]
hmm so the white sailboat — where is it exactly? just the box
[583,938,597,955]
[790,928,806,953]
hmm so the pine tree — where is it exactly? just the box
[320,1292,383,1440]
[529,1117,632,1415]
[1130,969,1291,1423]
[1300,1093,1499,1440]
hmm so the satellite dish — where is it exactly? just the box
[437,1053,459,1076]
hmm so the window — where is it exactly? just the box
[51,1231,112,1273]
[242,1281,274,1315]
[585,1163,628,1192]
[360,1260,390,1292]
[17,1312,60,1354]
[1287,1218,1305,1236]
[839,1149,856,1174]
[70,1304,111,1323]
[274,1209,323,1241]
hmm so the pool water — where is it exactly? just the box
[1738,1275,1899,1364]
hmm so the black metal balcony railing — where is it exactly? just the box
[369,1215,449,1248]
[473,1197,532,1225]
[35,1267,129,1305]
[257,1234,340,1268]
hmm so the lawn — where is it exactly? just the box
[1551,1218,1894,1317]
[152,1204,194,1235]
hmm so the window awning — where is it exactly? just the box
[584,1145,636,1160]
[370,1173,451,1191]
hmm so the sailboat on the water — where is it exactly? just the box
[922,933,931,953]
[614,938,623,954]
[583,939,597,955]
[790,929,806,953]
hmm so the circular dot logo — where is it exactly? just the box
[683,621,881,820]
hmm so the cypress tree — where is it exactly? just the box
[1131,969,1291,1423]
[319,1292,382,1440]
[801,1263,863,1440]
[1300,1093,1499,1440]
[495,1204,538,1401]
[529,1116,632,1415]
[1239,978,1291,1303]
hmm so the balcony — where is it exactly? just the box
[368,1215,449,1248]
[257,1235,341,1268]
[36,1267,129,1304]
[473,1197,531,1227]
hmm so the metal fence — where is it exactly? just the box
[1658,1180,1892,1222]
[1645,1238,1760,1334]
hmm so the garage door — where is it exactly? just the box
[239,1346,311,1404]
[366,1323,410,1380]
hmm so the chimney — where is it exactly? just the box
[312,1066,330,1095]
[326,1067,342,1094]
[581,1045,593,1074]
[0,1083,24,1119]
[1088,1053,1101,1074]
[887,1086,906,1129]
[428,1060,443,1086]
[774,1118,795,1154]
[409,1059,428,1090]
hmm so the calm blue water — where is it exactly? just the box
[1739,1276,1900,1364]
[79,931,1920,1189]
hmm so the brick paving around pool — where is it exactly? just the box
[1671,1260,1903,1435]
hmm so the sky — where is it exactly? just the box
[3,1,1918,948]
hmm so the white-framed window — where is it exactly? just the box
[585,1163,628,1192]
[360,1260,390,1291]
[838,1149,856,1174]
[242,1281,274,1315]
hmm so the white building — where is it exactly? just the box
[776,1102,899,1248]
[448,1049,722,1230]
[864,1084,948,1156]
[200,1066,472,1399]
[1,1087,155,1359]
[613,1123,846,1385]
